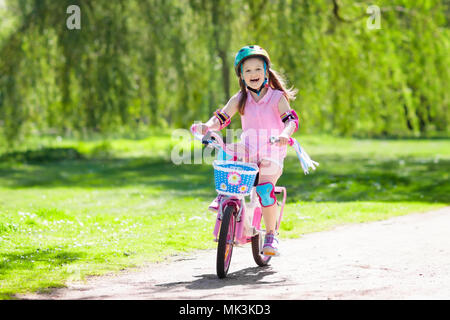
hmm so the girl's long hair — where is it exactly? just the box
[237,66,298,115]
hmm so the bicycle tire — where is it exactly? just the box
[216,205,237,278]
[251,233,272,267]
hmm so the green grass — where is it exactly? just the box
[0,131,449,299]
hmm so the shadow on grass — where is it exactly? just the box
[0,156,215,198]
[0,248,87,299]
[0,248,85,273]
[0,151,448,203]
[0,147,84,163]
[0,248,85,278]
[279,155,449,203]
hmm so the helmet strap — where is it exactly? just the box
[246,81,267,96]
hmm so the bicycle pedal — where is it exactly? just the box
[261,250,280,257]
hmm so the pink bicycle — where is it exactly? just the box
[191,126,288,278]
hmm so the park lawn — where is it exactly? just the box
[0,132,449,299]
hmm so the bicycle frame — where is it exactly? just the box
[212,186,286,246]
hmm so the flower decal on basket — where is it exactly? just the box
[227,172,241,185]
[220,183,227,191]
[239,185,248,193]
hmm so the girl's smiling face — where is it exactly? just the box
[241,57,266,89]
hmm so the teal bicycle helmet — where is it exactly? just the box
[234,45,271,77]
[234,45,271,96]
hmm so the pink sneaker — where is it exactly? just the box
[208,195,223,212]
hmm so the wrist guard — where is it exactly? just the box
[280,109,299,132]
[213,109,231,130]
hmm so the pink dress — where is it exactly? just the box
[239,87,287,169]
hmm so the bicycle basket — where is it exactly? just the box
[213,160,259,196]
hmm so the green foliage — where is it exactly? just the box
[0,0,448,144]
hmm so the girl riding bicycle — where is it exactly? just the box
[195,45,300,256]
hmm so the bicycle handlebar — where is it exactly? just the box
[190,123,291,160]
[190,123,319,174]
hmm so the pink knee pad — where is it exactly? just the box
[255,182,276,207]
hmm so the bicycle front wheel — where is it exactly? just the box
[216,205,237,279]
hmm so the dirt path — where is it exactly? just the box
[19,207,450,300]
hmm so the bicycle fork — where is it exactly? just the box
[213,197,245,243]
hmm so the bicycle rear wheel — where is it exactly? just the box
[216,205,237,278]
[251,233,272,267]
